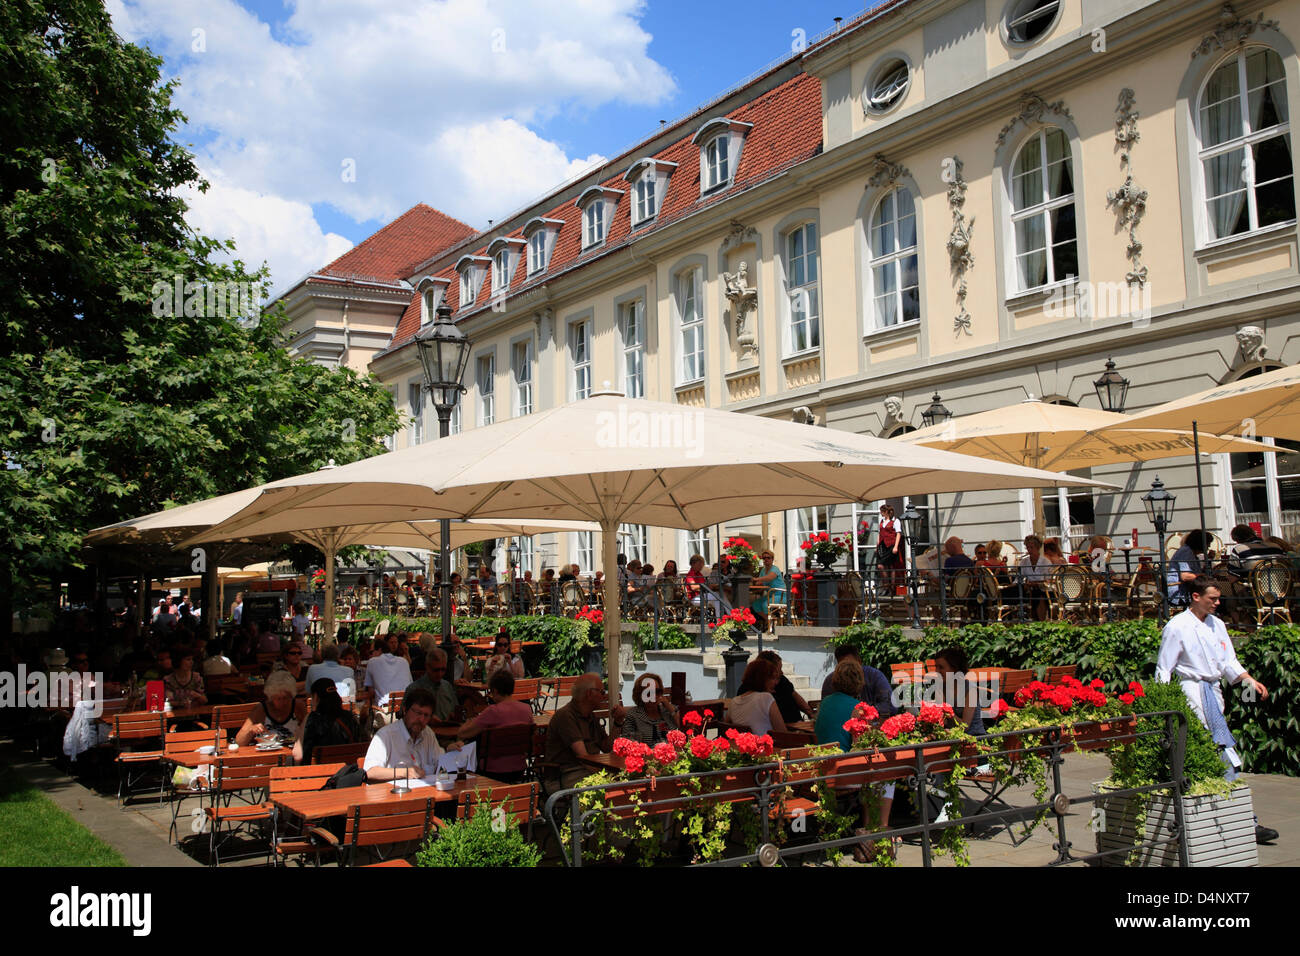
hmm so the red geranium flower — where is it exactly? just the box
[1089,679,1105,690]
[682,710,702,727]
[703,709,715,719]
[690,735,714,759]
[995,699,1010,716]
[712,737,730,753]
[666,729,687,748]
[1118,693,1135,705]
[1128,682,1145,698]
[652,742,678,763]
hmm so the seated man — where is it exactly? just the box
[543,673,616,791]
[304,642,357,699]
[819,645,894,717]
[404,648,458,722]
[363,633,413,715]
[1168,531,1208,607]
[363,686,462,783]
[942,537,974,576]
[1225,524,1285,577]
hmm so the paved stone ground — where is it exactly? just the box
[4,740,1295,867]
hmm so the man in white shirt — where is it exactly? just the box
[1156,575,1276,844]
[304,643,357,698]
[363,687,461,782]
[231,592,244,625]
[1016,534,1053,619]
[364,634,413,712]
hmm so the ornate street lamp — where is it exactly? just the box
[507,540,520,613]
[1093,357,1130,414]
[1142,475,1176,623]
[414,303,472,648]
[920,392,952,429]
[901,502,923,628]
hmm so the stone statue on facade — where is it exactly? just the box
[1235,325,1267,364]
[722,260,759,361]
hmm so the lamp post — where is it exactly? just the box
[901,501,922,628]
[1093,357,1130,413]
[414,303,472,651]
[508,540,520,614]
[1142,476,1176,624]
[920,392,952,429]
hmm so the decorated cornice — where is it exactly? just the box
[1192,3,1280,58]
[995,93,1074,148]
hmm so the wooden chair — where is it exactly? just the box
[888,660,935,685]
[561,581,585,617]
[452,585,473,617]
[206,674,249,703]
[511,678,542,713]
[311,741,370,767]
[1251,558,1293,625]
[269,763,345,867]
[1044,665,1077,684]
[776,745,834,826]
[163,728,229,842]
[996,668,1037,701]
[112,711,167,807]
[320,795,439,867]
[842,571,865,625]
[475,726,536,781]
[456,782,538,840]
[511,581,535,616]
[385,690,405,718]
[210,703,258,740]
[256,652,281,670]
[542,675,583,711]
[769,729,816,749]
[203,752,286,866]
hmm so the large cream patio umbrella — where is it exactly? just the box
[181,391,1106,689]
[893,399,1270,536]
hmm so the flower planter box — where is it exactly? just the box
[1092,784,1258,867]
[1071,716,1138,752]
[605,769,758,819]
[833,743,979,785]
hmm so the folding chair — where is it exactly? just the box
[477,724,535,782]
[512,678,542,713]
[210,702,258,741]
[269,763,345,867]
[164,728,228,843]
[203,752,286,866]
[543,675,583,711]
[311,741,370,766]
[317,795,440,867]
[112,711,167,807]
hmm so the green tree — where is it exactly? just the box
[0,0,403,625]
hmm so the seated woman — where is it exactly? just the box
[814,659,895,863]
[726,658,787,736]
[293,678,362,765]
[616,673,680,745]
[163,647,207,710]
[456,670,533,782]
[235,670,302,746]
[274,642,306,683]
[483,632,525,681]
[933,646,985,736]
[757,650,812,724]
[1043,538,1068,566]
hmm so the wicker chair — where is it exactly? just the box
[452,584,473,617]
[1047,565,1096,623]
[1251,558,1293,625]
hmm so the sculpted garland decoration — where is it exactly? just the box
[1106,89,1149,287]
[995,92,1074,148]
[1192,3,1280,58]
[945,156,974,336]
[867,152,911,190]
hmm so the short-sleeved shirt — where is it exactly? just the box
[771,675,803,724]
[364,720,445,777]
[544,701,610,776]
[404,676,458,722]
[820,664,895,717]
[163,670,205,708]
[727,691,776,735]
[1018,554,1052,585]
[364,653,413,708]
[471,699,534,774]
[304,660,357,699]
[1227,540,1284,575]
[300,710,360,766]
[814,692,860,752]
[1168,545,1203,603]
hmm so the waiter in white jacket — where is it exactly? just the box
[1156,574,1277,844]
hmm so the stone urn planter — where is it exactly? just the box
[1092,783,1258,867]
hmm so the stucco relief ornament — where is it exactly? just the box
[867,153,911,190]
[722,261,759,361]
[995,93,1074,148]
[883,396,903,423]
[1106,89,1150,287]
[1192,4,1280,58]
[1235,326,1268,364]
[945,156,974,336]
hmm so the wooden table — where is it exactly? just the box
[272,775,505,824]
[167,742,292,768]
[575,751,625,773]
[787,720,816,735]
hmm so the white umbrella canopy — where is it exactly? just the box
[182,391,1109,687]
[1120,363,1300,439]
[84,488,267,547]
[286,518,601,554]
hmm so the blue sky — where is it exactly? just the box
[107,0,869,291]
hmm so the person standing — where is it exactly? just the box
[1156,575,1277,844]
[876,505,904,590]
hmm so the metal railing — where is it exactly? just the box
[542,710,1190,867]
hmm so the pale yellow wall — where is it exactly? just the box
[986,0,1083,72]
[851,24,927,137]
[820,176,863,380]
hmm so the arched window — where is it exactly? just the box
[783,221,820,353]
[868,187,919,329]
[1010,128,1077,291]
[1197,47,1294,242]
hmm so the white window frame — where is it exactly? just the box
[783,221,821,355]
[572,532,594,574]
[570,319,592,401]
[703,135,729,191]
[583,201,605,248]
[790,506,832,571]
[1009,127,1077,292]
[491,248,511,296]
[417,279,447,326]
[634,175,657,224]
[1195,47,1295,245]
[457,257,488,311]
[680,528,714,566]
[618,524,648,564]
[407,381,424,446]
[619,298,646,398]
[448,402,461,436]
[477,353,495,427]
[867,187,921,331]
[677,267,704,385]
[527,230,547,275]
[512,339,533,417]
[516,537,535,575]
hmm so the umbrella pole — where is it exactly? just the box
[601,518,621,702]
[205,561,219,642]
[324,538,337,647]
[1193,420,1209,558]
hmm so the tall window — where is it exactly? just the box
[1227,367,1300,538]
[407,381,424,446]
[1042,400,1095,545]
[477,354,494,427]
[619,299,645,398]
[869,188,920,328]
[512,340,533,416]
[1010,128,1077,291]
[618,524,648,563]
[583,202,605,248]
[448,402,461,436]
[516,537,534,575]
[792,506,832,570]
[634,174,657,224]
[785,222,820,353]
[1199,48,1294,241]
[527,230,547,275]
[420,286,442,325]
[459,269,475,308]
[683,528,713,565]
[574,532,594,574]
[678,268,704,383]
[571,320,592,400]
[491,248,511,295]
[704,136,729,190]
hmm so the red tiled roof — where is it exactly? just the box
[383,71,822,355]
[317,203,476,283]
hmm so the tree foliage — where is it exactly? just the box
[0,1,402,613]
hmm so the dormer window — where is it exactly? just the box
[523,217,563,276]
[456,255,490,311]
[623,158,678,227]
[487,237,525,297]
[576,186,624,251]
[414,275,448,325]
[692,117,752,195]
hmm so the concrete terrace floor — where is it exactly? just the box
[4,742,1296,868]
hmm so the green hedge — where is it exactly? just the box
[832,618,1298,777]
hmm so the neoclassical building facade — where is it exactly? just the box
[281,0,1300,575]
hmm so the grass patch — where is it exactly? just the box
[0,765,126,867]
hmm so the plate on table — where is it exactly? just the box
[255,742,282,751]
[195,745,217,756]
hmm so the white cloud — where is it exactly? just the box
[106,0,676,287]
